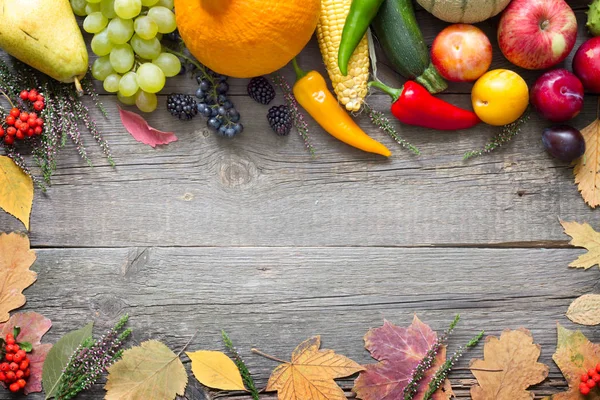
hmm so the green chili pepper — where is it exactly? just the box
[338,0,385,76]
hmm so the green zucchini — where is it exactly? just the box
[372,0,447,93]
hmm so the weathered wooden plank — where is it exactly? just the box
[0,246,595,399]
[1,90,598,246]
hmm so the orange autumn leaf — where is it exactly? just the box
[470,329,549,400]
[574,119,600,208]
[0,232,37,322]
[0,156,33,230]
[265,336,363,400]
[543,324,600,400]
[561,220,600,270]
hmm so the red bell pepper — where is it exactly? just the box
[369,80,480,131]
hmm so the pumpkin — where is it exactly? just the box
[416,0,512,23]
[174,0,321,78]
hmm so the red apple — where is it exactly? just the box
[497,0,577,70]
[530,69,584,122]
[573,37,600,93]
[431,24,492,82]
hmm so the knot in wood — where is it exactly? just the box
[219,156,257,189]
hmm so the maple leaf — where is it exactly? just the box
[265,336,363,400]
[0,232,37,322]
[560,220,600,270]
[567,294,600,326]
[187,350,246,391]
[353,316,451,400]
[543,324,600,400]
[105,340,187,400]
[0,312,52,394]
[0,156,33,230]
[574,119,600,208]
[119,108,178,148]
[470,328,548,400]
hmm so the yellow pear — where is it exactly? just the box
[0,0,88,85]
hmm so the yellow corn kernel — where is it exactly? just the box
[316,0,370,112]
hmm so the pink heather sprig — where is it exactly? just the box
[363,102,420,155]
[271,73,315,156]
[423,330,484,400]
[54,315,131,400]
[403,315,460,400]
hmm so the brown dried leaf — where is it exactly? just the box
[0,233,37,322]
[567,294,600,326]
[574,119,600,208]
[470,328,549,400]
[561,220,600,269]
[266,336,363,400]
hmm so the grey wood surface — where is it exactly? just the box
[1,0,599,398]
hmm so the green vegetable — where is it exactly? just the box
[588,0,600,36]
[372,0,447,93]
[338,0,385,76]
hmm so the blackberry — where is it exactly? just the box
[267,105,293,136]
[167,94,198,120]
[248,77,275,105]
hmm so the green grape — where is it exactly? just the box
[135,90,158,113]
[119,71,139,97]
[114,0,142,19]
[107,17,134,44]
[103,73,121,93]
[130,34,161,60]
[83,12,108,34]
[92,56,115,81]
[91,29,114,56]
[147,6,176,33]
[152,53,181,78]
[85,2,101,14]
[110,43,135,74]
[70,0,88,16]
[100,0,117,18]
[136,63,165,93]
[141,0,159,5]
[134,16,158,40]
[118,91,137,105]
[156,0,173,9]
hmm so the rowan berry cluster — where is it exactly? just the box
[580,364,600,395]
[0,330,31,393]
[0,89,45,145]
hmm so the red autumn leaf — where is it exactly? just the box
[119,108,177,148]
[0,312,52,394]
[353,315,451,400]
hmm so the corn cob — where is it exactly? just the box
[316,0,370,112]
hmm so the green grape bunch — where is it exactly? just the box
[71,0,181,113]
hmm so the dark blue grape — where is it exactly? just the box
[218,125,228,135]
[218,94,228,104]
[222,100,233,110]
[210,107,218,117]
[216,82,229,94]
[195,88,205,99]
[217,106,227,116]
[233,123,244,135]
[542,125,585,162]
[199,80,211,91]
[208,118,222,130]
[228,109,240,123]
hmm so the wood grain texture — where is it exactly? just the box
[0,246,596,399]
[0,0,597,398]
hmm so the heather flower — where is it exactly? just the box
[272,73,315,155]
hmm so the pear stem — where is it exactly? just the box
[74,77,83,97]
[0,88,15,109]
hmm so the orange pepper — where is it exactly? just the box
[292,59,391,157]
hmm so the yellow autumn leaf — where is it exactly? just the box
[0,233,37,323]
[560,220,600,270]
[0,156,33,230]
[470,329,549,400]
[567,294,600,326]
[266,336,364,400]
[187,350,246,391]
[105,340,187,400]
[574,119,600,208]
